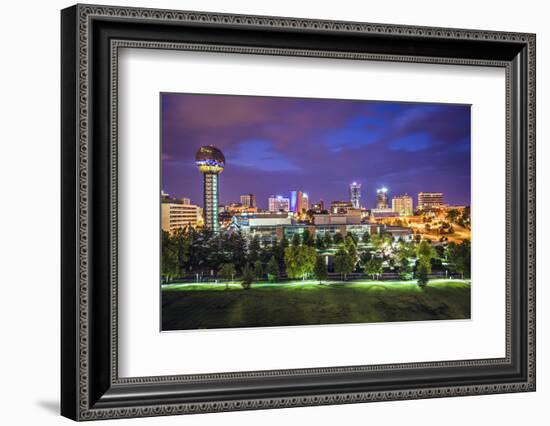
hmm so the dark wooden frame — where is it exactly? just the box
[61,4,536,421]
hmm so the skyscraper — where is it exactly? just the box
[392,194,414,216]
[195,145,225,232]
[349,182,362,209]
[376,187,389,209]
[290,191,309,213]
[240,193,256,208]
[301,193,309,213]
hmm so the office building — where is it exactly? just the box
[268,195,290,212]
[330,200,353,214]
[290,191,310,213]
[418,192,445,210]
[314,211,362,226]
[349,182,362,209]
[392,194,414,216]
[195,145,225,232]
[311,200,325,213]
[240,193,256,208]
[161,197,201,233]
[376,187,389,209]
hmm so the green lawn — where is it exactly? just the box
[161,279,471,330]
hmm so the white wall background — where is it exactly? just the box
[0,0,546,424]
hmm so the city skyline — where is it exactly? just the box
[162,93,471,209]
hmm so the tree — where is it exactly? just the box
[170,227,191,275]
[364,257,383,280]
[323,233,333,248]
[218,263,236,289]
[344,234,358,270]
[446,240,471,279]
[398,256,413,280]
[248,235,261,264]
[161,231,179,282]
[222,232,247,274]
[362,231,371,244]
[291,233,301,248]
[370,234,384,251]
[416,259,430,288]
[254,260,264,280]
[359,250,372,270]
[241,264,255,289]
[315,234,326,251]
[333,232,344,245]
[302,229,315,247]
[284,245,317,280]
[459,206,471,229]
[334,247,355,281]
[446,209,460,223]
[314,256,328,284]
[266,256,279,282]
[417,240,436,260]
[415,240,435,287]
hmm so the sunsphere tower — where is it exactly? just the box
[195,145,225,232]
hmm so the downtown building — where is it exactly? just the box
[161,194,202,233]
[376,187,389,209]
[290,191,309,214]
[268,195,290,212]
[349,182,362,209]
[392,194,414,216]
[417,192,445,210]
[330,200,353,214]
[228,212,383,246]
[240,193,256,208]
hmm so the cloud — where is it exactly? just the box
[228,139,300,172]
[389,132,433,152]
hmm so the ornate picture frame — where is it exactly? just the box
[61,4,536,421]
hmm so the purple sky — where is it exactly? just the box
[161,93,471,209]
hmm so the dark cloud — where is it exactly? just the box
[161,93,471,208]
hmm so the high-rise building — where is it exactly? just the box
[300,193,309,213]
[290,191,310,213]
[349,182,362,209]
[268,195,290,212]
[240,193,256,208]
[418,192,444,210]
[195,145,225,232]
[161,196,201,233]
[376,187,389,209]
[392,194,414,216]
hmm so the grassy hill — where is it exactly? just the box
[161,280,471,331]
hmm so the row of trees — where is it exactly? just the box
[162,226,471,288]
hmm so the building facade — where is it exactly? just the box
[240,193,256,208]
[268,195,290,212]
[349,182,362,209]
[330,200,353,214]
[290,191,310,213]
[376,187,389,209]
[311,200,325,213]
[418,192,445,210]
[161,198,201,233]
[392,194,414,216]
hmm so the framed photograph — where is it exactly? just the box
[61,4,536,421]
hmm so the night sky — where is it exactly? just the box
[161,93,471,209]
